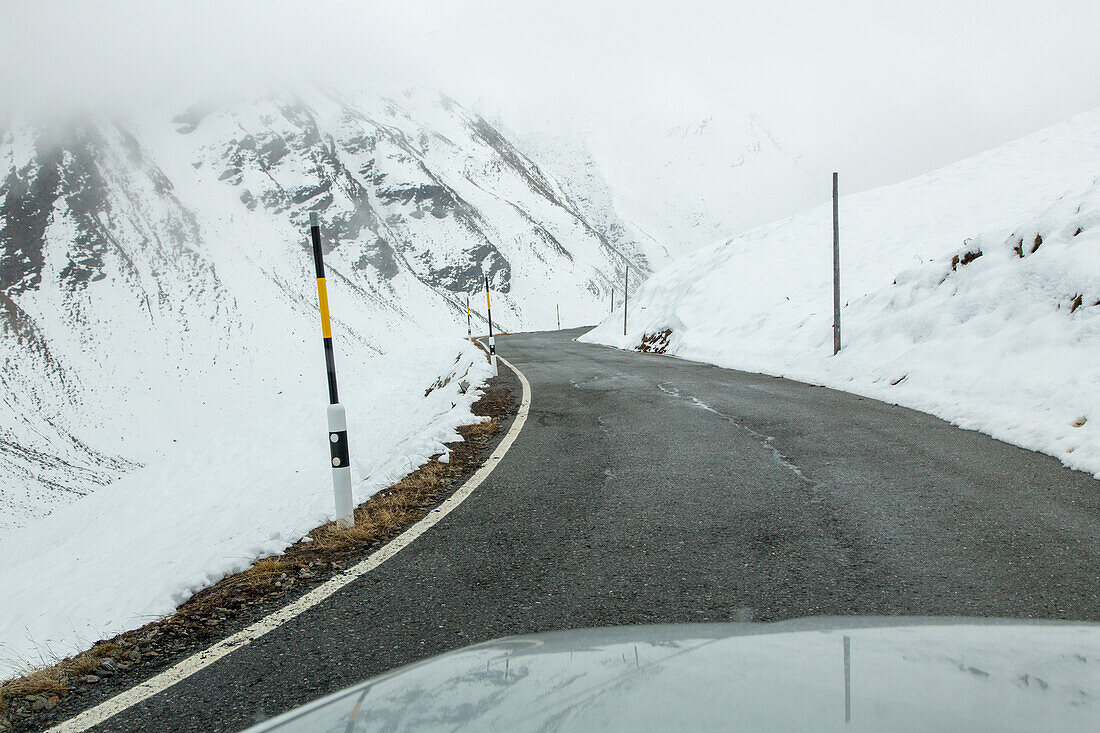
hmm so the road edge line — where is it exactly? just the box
[50,355,532,733]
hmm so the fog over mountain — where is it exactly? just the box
[3,1,1098,250]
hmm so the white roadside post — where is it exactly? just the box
[557,303,560,330]
[484,273,498,376]
[309,212,354,529]
[623,267,629,336]
[832,172,842,355]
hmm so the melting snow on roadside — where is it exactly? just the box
[0,339,493,677]
[584,108,1100,478]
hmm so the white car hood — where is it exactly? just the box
[248,618,1100,732]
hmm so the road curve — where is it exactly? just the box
[83,327,1100,731]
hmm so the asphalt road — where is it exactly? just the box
[89,328,1100,731]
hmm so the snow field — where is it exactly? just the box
[0,339,493,677]
[583,108,1100,478]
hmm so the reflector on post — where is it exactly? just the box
[484,274,497,376]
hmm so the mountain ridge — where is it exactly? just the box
[0,88,659,530]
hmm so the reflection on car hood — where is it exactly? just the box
[246,617,1100,732]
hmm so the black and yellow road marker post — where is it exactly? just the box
[484,274,498,376]
[309,212,354,529]
[466,294,472,341]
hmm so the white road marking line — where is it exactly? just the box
[50,355,532,733]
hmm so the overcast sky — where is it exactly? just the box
[3,0,1099,235]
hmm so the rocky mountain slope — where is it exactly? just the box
[0,89,658,530]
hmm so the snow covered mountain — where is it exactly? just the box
[1,118,233,527]
[0,89,658,531]
[584,107,1100,477]
[518,110,818,253]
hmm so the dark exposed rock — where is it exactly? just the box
[354,237,400,279]
[425,244,511,294]
[0,122,127,294]
[0,132,62,295]
[376,183,457,219]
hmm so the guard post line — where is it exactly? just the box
[309,212,354,529]
[484,274,498,376]
[466,294,472,341]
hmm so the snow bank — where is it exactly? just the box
[0,339,493,677]
[583,108,1100,478]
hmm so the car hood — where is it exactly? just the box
[246,617,1100,732]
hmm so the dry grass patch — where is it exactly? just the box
[0,640,139,711]
[458,418,501,442]
[1,667,65,701]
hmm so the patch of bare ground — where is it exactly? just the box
[0,381,518,732]
[950,247,983,270]
[636,328,673,354]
